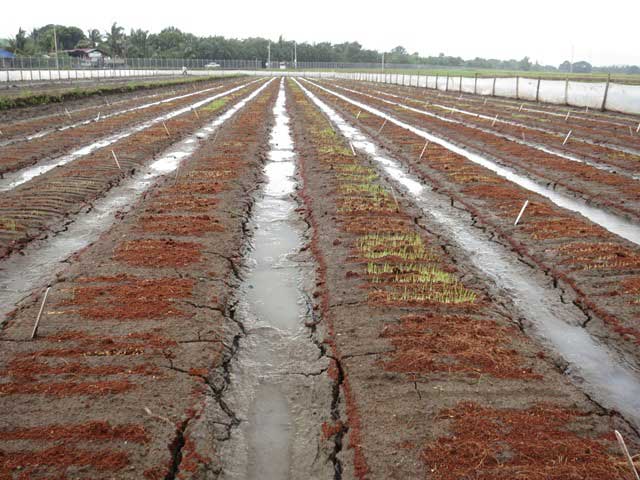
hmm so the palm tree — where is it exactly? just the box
[87,29,102,48]
[105,22,124,57]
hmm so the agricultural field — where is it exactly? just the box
[1,71,640,480]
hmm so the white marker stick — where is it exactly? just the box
[193,108,200,120]
[64,107,72,119]
[519,103,524,112]
[514,200,529,226]
[418,140,430,160]
[163,122,171,136]
[377,118,388,134]
[564,111,571,122]
[96,111,101,121]
[111,150,122,170]
[483,98,487,105]
[614,431,640,480]
[637,122,640,133]
[563,130,573,145]
[356,110,361,119]
[31,287,51,339]
[349,142,356,156]
[491,115,498,127]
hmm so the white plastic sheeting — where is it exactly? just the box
[274,71,640,115]
[0,69,242,83]
[5,68,640,115]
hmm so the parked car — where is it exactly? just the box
[204,62,221,69]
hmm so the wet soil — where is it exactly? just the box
[317,80,640,224]
[302,79,640,381]
[0,79,278,479]
[0,77,250,175]
[287,78,640,479]
[0,80,266,261]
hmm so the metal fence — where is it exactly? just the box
[0,56,261,71]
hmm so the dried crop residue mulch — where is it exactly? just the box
[0,79,278,479]
[288,79,638,479]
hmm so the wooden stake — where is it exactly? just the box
[417,140,431,161]
[519,103,524,112]
[349,142,356,156]
[521,131,526,142]
[563,130,573,145]
[614,430,640,480]
[377,118,388,134]
[31,287,51,339]
[514,200,529,226]
[356,110,361,119]
[491,115,498,127]
[111,150,122,170]
[636,122,640,133]
[564,110,571,122]
[96,111,101,121]
[630,126,634,136]
[193,108,200,120]
[483,97,487,105]
[163,122,171,136]
[64,107,72,119]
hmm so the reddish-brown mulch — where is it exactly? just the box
[114,238,202,267]
[422,402,626,480]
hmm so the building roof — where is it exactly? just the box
[0,48,15,59]
[61,48,109,57]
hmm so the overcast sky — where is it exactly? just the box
[2,0,638,66]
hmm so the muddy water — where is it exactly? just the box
[0,79,274,324]
[220,80,331,480]
[295,78,640,430]
[0,79,261,192]
[304,79,640,246]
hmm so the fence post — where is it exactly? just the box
[445,74,449,92]
[459,75,462,93]
[516,76,520,99]
[601,73,611,111]
[474,73,478,95]
[492,77,496,96]
[536,76,541,102]
[564,75,569,105]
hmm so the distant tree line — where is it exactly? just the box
[3,24,640,74]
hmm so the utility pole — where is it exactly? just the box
[569,44,574,74]
[294,41,297,69]
[53,24,59,69]
[267,41,271,69]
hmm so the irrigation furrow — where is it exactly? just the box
[0,78,278,479]
[287,77,639,479]
[0,76,251,179]
[219,78,332,479]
